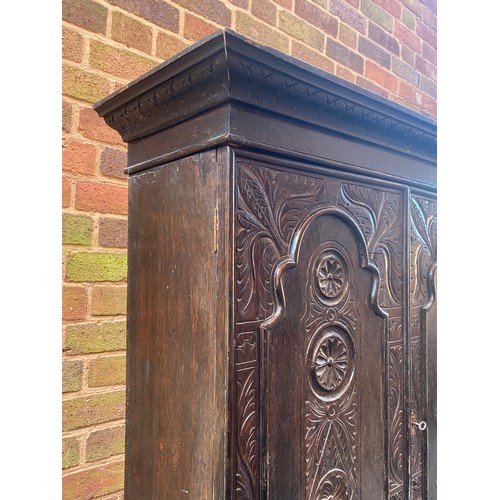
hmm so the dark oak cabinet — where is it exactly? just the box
[95,30,437,500]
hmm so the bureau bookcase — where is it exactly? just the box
[95,29,437,500]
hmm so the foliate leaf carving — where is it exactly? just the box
[235,162,326,322]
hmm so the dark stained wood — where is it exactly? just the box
[94,29,437,500]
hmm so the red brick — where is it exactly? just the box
[173,0,231,26]
[63,176,72,209]
[99,217,128,248]
[355,75,389,98]
[295,0,338,38]
[156,33,189,60]
[91,286,127,316]
[100,147,127,179]
[63,286,88,321]
[253,0,277,26]
[365,60,398,93]
[62,140,97,175]
[401,0,422,17]
[419,75,437,99]
[326,39,364,74]
[62,0,108,35]
[274,0,292,7]
[394,21,422,54]
[75,181,128,215]
[372,0,401,18]
[88,356,127,387]
[184,13,219,42]
[235,12,289,53]
[79,107,124,145]
[401,45,415,65]
[292,41,336,74]
[415,54,437,81]
[398,80,424,107]
[344,0,359,7]
[62,360,83,393]
[339,23,357,50]
[359,37,391,69]
[228,0,249,6]
[86,425,125,461]
[62,26,85,63]
[107,0,179,31]
[329,0,367,35]
[416,19,437,49]
[62,461,124,500]
[63,100,73,133]
[422,41,437,66]
[422,5,437,30]
[336,65,356,83]
[63,65,110,103]
[422,94,437,117]
[368,22,400,55]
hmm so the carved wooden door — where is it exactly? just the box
[233,158,436,500]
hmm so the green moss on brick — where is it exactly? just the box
[279,11,325,51]
[62,390,125,431]
[66,252,127,282]
[402,9,416,30]
[62,213,93,246]
[235,12,289,53]
[65,320,126,355]
[86,425,125,462]
[62,359,83,393]
[62,437,80,469]
[88,355,126,387]
[62,65,110,103]
[361,0,393,33]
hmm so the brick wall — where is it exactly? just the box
[62,0,436,497]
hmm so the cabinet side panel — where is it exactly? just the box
[125,151,223,499]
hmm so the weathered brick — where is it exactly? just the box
[344,0,359,7]
[98,218,128,248]
[75,180,128,215]
[422,41,437,66]
[339,23,357,50]
[402,8,415,30]
[292,41,336,74]
[91,285,127,316]
[66,252,128,283]
[65,320,127,355]
[415,54,436,81]
[336,65,356,83]
[88,355,127,387]
[235,12,289,53]
[401,0,422,18]
[422,5,437,30]
[111,11,153,54]
[365,60,398,93]
[62,460,124,500]
[401,45,415,65]
[62,65,110,103]
[62,437,80,469]
[394,21,422,54]
[419,75,437,99]
[184,13,219,42]
[359,37,391,69]
[89,40,157,81]
[62,0,108,35]
[228,0,249,7]
[372,0,401,18]
[392,57,419,86]
[253,0,277,26]
[416,19,437,49]
[63,100,73,133]
[422,94,437,117]
[356,75,389,98]
[156,32,189,60]
[62,359,83,392]
[62,213,93,246]
[329,0,367,35]
[361,0,393,33]
[100,147,127,179]
[79,107,124,145]
[86,425,126,461]
[398,80,424,107]
[173,0,231,26]
[369,22,400,55]
[422,0,437,14]
[62,139,97,175]
[63,176,72,209]
[303,0,319,7]
[63,286,88,321]
[107,0,179,31]
[295,0,338,38]
[62,26,84,63]
[326,39,364,74]
[280,11,325,51]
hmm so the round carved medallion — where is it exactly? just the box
[317,256,346,299]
